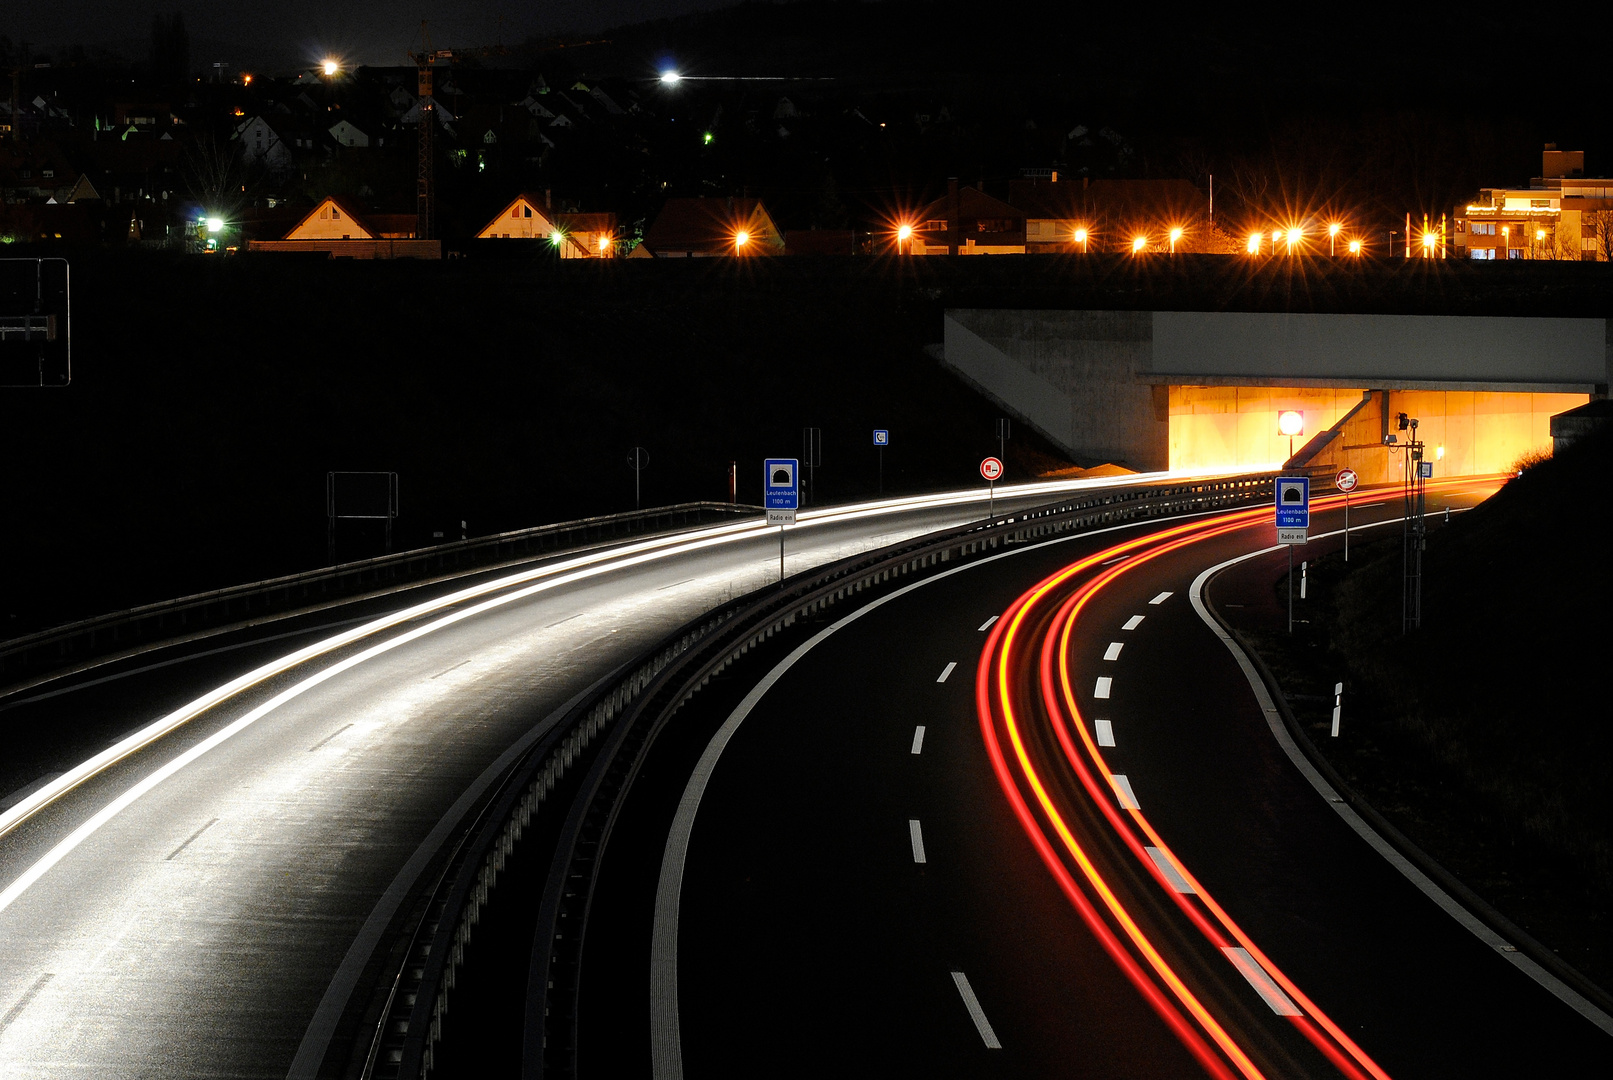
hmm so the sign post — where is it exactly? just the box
[764,458,799,583]
[1275,476,1310,633]
[873,429,889,494]
[1335,468,1358,560]
[980,456,1004,517]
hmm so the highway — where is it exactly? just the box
[595,479,1613,1078]
[0,474,1171,1080]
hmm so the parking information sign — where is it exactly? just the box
[1275,475,1309,544]
[765,458,799,524]
[873,429,890,446]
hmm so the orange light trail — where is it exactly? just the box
[975,482,1488,1076]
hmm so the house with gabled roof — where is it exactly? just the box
[248,196,438,259]
[475,194,617,257]
[639,197,783,257]
[905,184,1025,254]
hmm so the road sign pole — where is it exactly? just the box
[878,445,884,495]
[1344,490,1349,561]
[1287,544,1293,634]
[779,525,785,583]
[989,477,994,518]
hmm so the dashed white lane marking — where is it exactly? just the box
[0,973,53,1033]
[1145,846,1196,894]
[657,577,696,591]
[165,817,219,861]
[936,661,958,683]
[430,660,470,680]
[1222,947,1302,1015]
[977,616,999,631]
[1149,591,1174,605]
[1094,677,1113,699]
[1110,774,1140,809]
[910,726,926,755]
[950,971,1003,1049]
[1122,615,1145,630]
[1095,719,1115,747]
[909,819,927,863]
[306,723,354,751]
[1101,555,1129,565]
[1103,642,1123,661]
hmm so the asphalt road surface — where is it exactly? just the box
[635,479,1612,1079]
[0,476,1164,1080]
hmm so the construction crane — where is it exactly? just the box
[408,25,453,242]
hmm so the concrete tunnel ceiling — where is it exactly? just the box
[938,309,1608,476]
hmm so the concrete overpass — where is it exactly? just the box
[939,309,1608,482]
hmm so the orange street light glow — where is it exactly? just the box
[1074,227,1087,243]
[1286,228,1301,248]
[1277,410,1305,437]
[1536,228,1546,240]
[322,59,339,76]
[896,224,913,241]
[735,230,750,247]
[1246,233,1261,254]
[1328,223,1341,237]
[1132,236,1146,253]
[598,235,610,252]
[1348,239,1362,254]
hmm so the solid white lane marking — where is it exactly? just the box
[977,616,999,631]
[1095,719,1115,747]
[0,973,53,1033]
[1103,642,1123,661]
[649,509,1239,1080]
[165,818,219,862]
[1149,591,1173,605]
[1146,846,1196,894]
[1122,615,1145,630]
[1189,510,1613,1038]
[910,726,926,754]
[936,661,958,683]
[909,820,927,863]
[657,577,696,591]
[950,972,1003,1049]
[1094,677,1112,699]
[1110,774,1140,809]
[1222,947,1302,1015]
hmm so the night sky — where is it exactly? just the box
[4,0,731,69]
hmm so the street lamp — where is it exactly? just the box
[1348,239,1362,255]
[660,70,682,84]
[896,222,912,254]
[1169,226,1183,253]
[735,230,750,250]
[1328,222,1341,255]
[1247,232,1262,255]
[1278,409,1305,459]
[1131,235,1146,254]
[1422,231,1438,257]
[322,59,339,77]
[1074,227,1088,252]
[1286,228,1302,252]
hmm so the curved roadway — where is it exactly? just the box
[0,476,1173,1080]
[614,479,1612,1078]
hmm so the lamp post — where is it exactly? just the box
[1247,232,1262,256]
[1132,235,1146,254]
[1074,227,1088,253]
[1328,222,1341,256]
[897,223,912,255]
[1278,409,1304,462]
[1348,239,1362,255]
[1169,227,1183,254]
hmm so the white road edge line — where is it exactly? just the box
[1189,512,1613,1037]
[646,516,1177,1080]
[1094,719,1115,747]
[1122,615,1145,630]
[936,661,958,683]
[1103,642,1123,661]
[910,726,926,755]
[909,820,927,864]
[1094,676,1112,699]
[1222,947,1302,1015]
[950,971,1003,1049]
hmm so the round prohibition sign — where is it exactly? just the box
[1335,468,1359,493]
[980,456,1004,481]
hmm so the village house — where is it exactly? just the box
[1009,176,1210,253]
[475,194,617,257]
[248,196,439,259]
[904,184,1025,255]
[1454,146,1612,261]
[638,197,784,257]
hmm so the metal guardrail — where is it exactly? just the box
[371,471,1278,1080]
[0,501,761,695]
